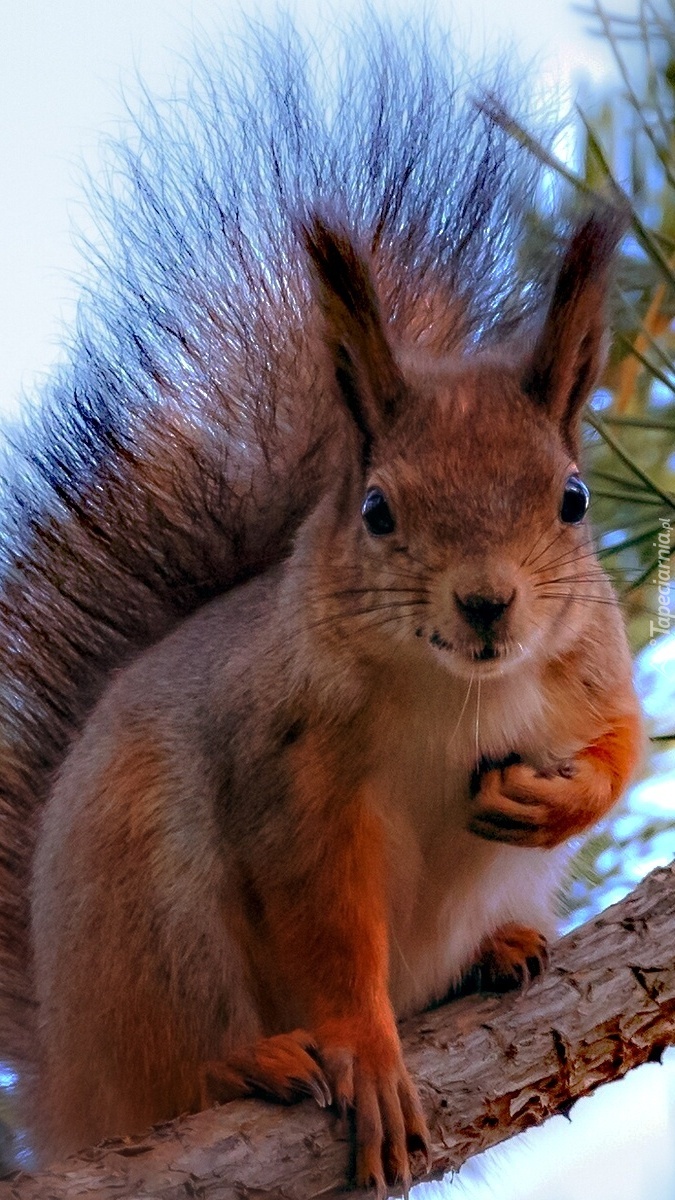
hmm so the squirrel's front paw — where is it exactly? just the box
[468,758,611,848]
[316,1021,430,1196]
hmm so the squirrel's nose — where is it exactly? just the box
[454,589,515,635]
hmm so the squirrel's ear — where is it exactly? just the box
[302,216,404,462]
[522,209,626,452]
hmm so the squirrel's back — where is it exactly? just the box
[0,22,546,1082]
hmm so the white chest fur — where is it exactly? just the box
[368,657,570,1017]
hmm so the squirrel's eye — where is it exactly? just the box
[560,474,590,525]
[361,487,395,536]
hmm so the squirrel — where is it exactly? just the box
[0,22,642,1192]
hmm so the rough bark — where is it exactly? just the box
[5,862,675,1200]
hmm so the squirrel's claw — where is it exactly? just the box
[353,1067,426,1196]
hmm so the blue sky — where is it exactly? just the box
[0,0,636,413]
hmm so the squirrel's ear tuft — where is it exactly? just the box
[522,207,627,453]
[302,215,404,462]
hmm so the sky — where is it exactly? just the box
[3,2,672,1198]
[0,0,638,414]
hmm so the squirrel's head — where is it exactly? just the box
[302,210,624,681]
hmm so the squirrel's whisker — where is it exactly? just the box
[306,600,430,633]
[523,525,569,571]
[327,587,429,600]
[533,574,611,587]
[446,673,474,752]
[521,523,561,569]
[536,593,620,606]
[474,676,482,765]
[327,566,426,584]
[532,540,599,575]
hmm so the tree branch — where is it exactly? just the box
[6,863,675,1200]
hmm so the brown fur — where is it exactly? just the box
[33,734,230,1153]
[27,212,642,1188]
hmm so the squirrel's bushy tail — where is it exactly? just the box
[0,21,546,1083]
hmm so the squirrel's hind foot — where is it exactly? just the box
[469,922,549,993]
[199,1028,332,1110]
[316,1025,430,1197]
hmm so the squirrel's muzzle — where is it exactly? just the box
[453,589,516,638]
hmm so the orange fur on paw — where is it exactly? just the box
[468,757,609,847]
[199,1029,331,1109]
[468,713,642,848]
[236,733,431,1193]
[255,740,430,1193]
[471,923,548,992]
[315,1018,430,1195]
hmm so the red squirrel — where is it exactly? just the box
[0,25,641,1192]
